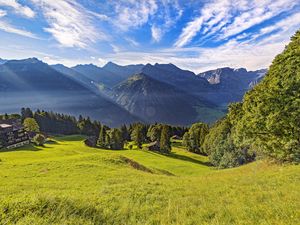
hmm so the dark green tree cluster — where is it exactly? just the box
[202,30,300,167]
[183,122,209,154]
[97,126,124,150]
[20,108,102,136]
[146,124,171,153]
[131,123,146,148]
[159,125,171,153]
[230,30,300,163]
[0,113,21,120]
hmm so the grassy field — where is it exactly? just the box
[0,135,299,225]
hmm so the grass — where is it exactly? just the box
[0,135,299,224]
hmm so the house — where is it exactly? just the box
[0,119,30,149]
[147,141,160,151]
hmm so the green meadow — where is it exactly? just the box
[0,135,299,225]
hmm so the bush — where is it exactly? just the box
[33,134,46,146]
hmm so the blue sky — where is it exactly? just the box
[0,0,299,73]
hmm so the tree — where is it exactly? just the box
[97,125,107,148]
[131,123,144,148]
[23,118,40,133]
[160,125,171,153]
[33,134,46,146]
[182,132,191,150]
[109,128,124,150]
[183,122,209,154]
[232,30,300,163]
[21,107,33,122]
[120,125,130,142]
[147,124,162,142]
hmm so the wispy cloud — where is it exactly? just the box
[174,0,299,47]
[151,25,162,42]
[174,0,231,47]
[112,0,158,31]
[0,0,35,18]
[0,9,6,17]
[31,0,107,48]
[0,20,37,38]
[151,0,183,42]
[125,37,140,47]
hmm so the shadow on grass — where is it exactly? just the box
[0,144,42,153]
[167,152,212,167]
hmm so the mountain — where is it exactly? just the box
[141,63,211,93]
[198,67,267,105]
[198,67,267,88]
[71,62,143,88]
[0,58,139,126]
[51,64,101,93]
[0,58,7,65]
[112,73,223,125]
[102,61,143,77]
[72,64,116,86]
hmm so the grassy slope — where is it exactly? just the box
[0,135,299,225]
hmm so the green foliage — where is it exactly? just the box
[183,122,209,154]
[147,124,162,142]
[21,107,33,122]
[203,117,254,168]
[131,123,144,148]
[203,30,300,167]
[97,125,107,148]
[108,128,124,150]
[23,118,40,133]
[160,125,171,153]
[32,133,46,146]
[231,30,300,163]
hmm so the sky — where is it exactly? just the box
[0,0,299,73]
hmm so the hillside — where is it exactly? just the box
[112,73,222,125]
[0,58,139,127]
[0,136,299,224]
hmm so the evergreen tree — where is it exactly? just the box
[160,125,171,153]
[110,128,124,150]
[147,124,162,143]
[131,123,144,148]
[97,125,106,148]
[21,107,33,122]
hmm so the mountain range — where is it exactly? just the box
[0,58,267,126]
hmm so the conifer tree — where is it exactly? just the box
[97,126,106,148]
[160,125,171,153]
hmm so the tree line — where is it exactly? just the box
[19,108,187,153]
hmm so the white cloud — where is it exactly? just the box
[0,20,36,38]
[151,25,162,42]
[125,37,140,47]
[0,0,35,18]
[151,0,183,43]
[31,0,107,48]
[113,0,158,31]
[174,0,231,47]
[0,9,6,17]
[175,0,299,47]
[110,44,121,53]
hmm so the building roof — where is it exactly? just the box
[0,124,12,129]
